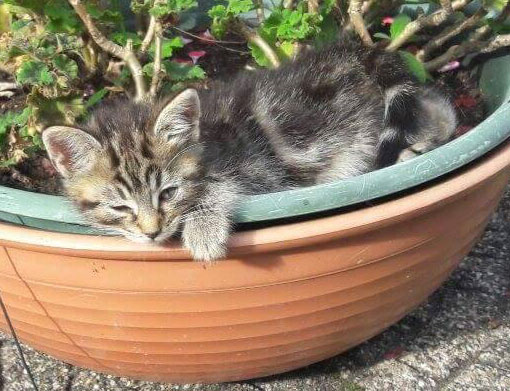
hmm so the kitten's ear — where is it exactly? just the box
[154,88,200,142]
[42,126,102,178]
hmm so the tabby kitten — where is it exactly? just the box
[43,40,456,261]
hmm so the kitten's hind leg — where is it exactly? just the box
[375,84,420,168]
[398,88,457,163]
[375,126,407,168]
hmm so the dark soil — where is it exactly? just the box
[0,41,488,196]
[434,68,486,137]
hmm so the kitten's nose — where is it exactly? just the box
[146,230,160,240]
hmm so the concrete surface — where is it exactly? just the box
[1,186,509,391]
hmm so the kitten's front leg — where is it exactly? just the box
[182,180,239,262]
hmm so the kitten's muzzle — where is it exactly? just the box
[146,230,161,240]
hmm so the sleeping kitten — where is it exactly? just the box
[42,40,456,261]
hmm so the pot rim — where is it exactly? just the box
[0,141,508,260]
[0,56,509,232]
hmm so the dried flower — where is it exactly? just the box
[438,61,460,73]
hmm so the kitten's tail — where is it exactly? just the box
[398,88,458,162]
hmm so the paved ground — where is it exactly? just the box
[1,187,509,391]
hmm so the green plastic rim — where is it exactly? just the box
[1,55,510,234]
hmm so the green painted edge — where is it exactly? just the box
[1,55,510,234]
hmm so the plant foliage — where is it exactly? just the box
[0,0,509,167]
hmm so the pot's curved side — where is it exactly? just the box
[0,143,508,383]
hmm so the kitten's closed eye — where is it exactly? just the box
[159,186,178,202]
[111,205,134,213]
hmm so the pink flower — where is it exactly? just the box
[174,58,193,65]
[382,16,394,25]
[188,50,206,64]
[438,60,460,73]
[180,36,193,45]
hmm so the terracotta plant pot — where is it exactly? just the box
[0,56,510,383]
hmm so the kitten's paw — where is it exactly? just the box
[398,142,433,162]
[182,220,229,262]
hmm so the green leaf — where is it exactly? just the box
[249,43,271,67]
[44,1,82,34]
[227,0,253,14]
[3,0,44,14]
[86,3,123,25]
[16,60,54,86]
[86,88,109,109]
[149,36,184,59]
[488,18,510,33]
[0,107,33,158]
[320,0,336,14]
[390,14,412,41]
[150,4,171,17]
[29,92,85,125]
[0,111,16,136]
[53,54,78,79]
[11,19,31,31]
[131,0,152,14]
[265,3,322,42]
[278,41,295,59]
[170,0,198,13]
[187,65,206,79]
[399,51,431,84]
[7,45,28,59]
[164,61,205,81]
[150,0,197,17]
[483,0,508,11]
[208,4,227,18]
[248,26,277,67]
[0,158,17,167]
[112,32,143,48]
[14,107,33,127]
[210,19,228,38]
[208,3,236,38]
[143,62,154,77]
[373,32,391,40]
[315,13,340,45]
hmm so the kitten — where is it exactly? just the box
[42,40,456,261]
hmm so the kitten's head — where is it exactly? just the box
[42,89,204,242]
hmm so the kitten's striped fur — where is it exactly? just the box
[43,39,456,261]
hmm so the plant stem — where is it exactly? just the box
[417,7,487,61]
[141,0,167,54]
[254,0,265,23]
[283,0,294,9]
[470,1,510,41]
[235,20,281,68]
[385,0,469,51]
[150,24,163,97]
[140,16,156,54]
[68,0,147,99]
[308,0,319,13]
[439,0,453,14]
[348,0,374,46]
[424,33,510,70]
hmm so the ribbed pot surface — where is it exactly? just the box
[0,142,509,383]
